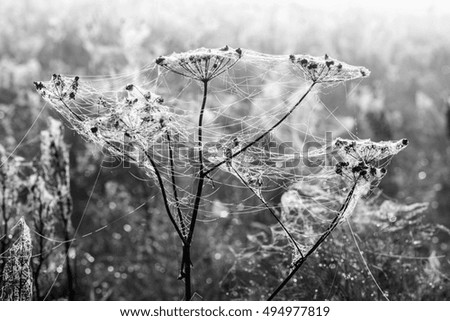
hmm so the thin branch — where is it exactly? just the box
[142,150,186,244]
[183,80,209,300]
[187,80,208,244]
[203,81,316,177]
[166,133,186,237]
[60,99,84,122]
[166,132,191,281]
[267,180,358,300]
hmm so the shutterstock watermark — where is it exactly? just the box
[99,132,340,170]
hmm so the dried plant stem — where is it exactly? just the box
[203,81,316,177]
[139,150,185,244]
[182,244,191,300]
[166,132,192,281]
[184,80,209,300]
[188,81,209,243]
[60,99,83,122]
[267,181,358,301]
[166,133,186,236]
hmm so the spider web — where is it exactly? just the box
[33,47,373,236]
[30,46,420,300]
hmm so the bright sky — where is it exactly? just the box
[302,0,450,14]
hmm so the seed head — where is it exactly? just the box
[333,138,407,182]
[155,46,243,82]
[290,54,370,83]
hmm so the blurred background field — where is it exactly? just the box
[0,0,449,300]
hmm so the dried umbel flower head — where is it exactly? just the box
[289,53,370,83]
[333,138,408,182]
[0,218,33,301]
[34,74,80,103]
[34,75,83,122]
[34,73,184,156]
[87,90,179,150]
[155,45,243,82]
[33,72,188,185]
